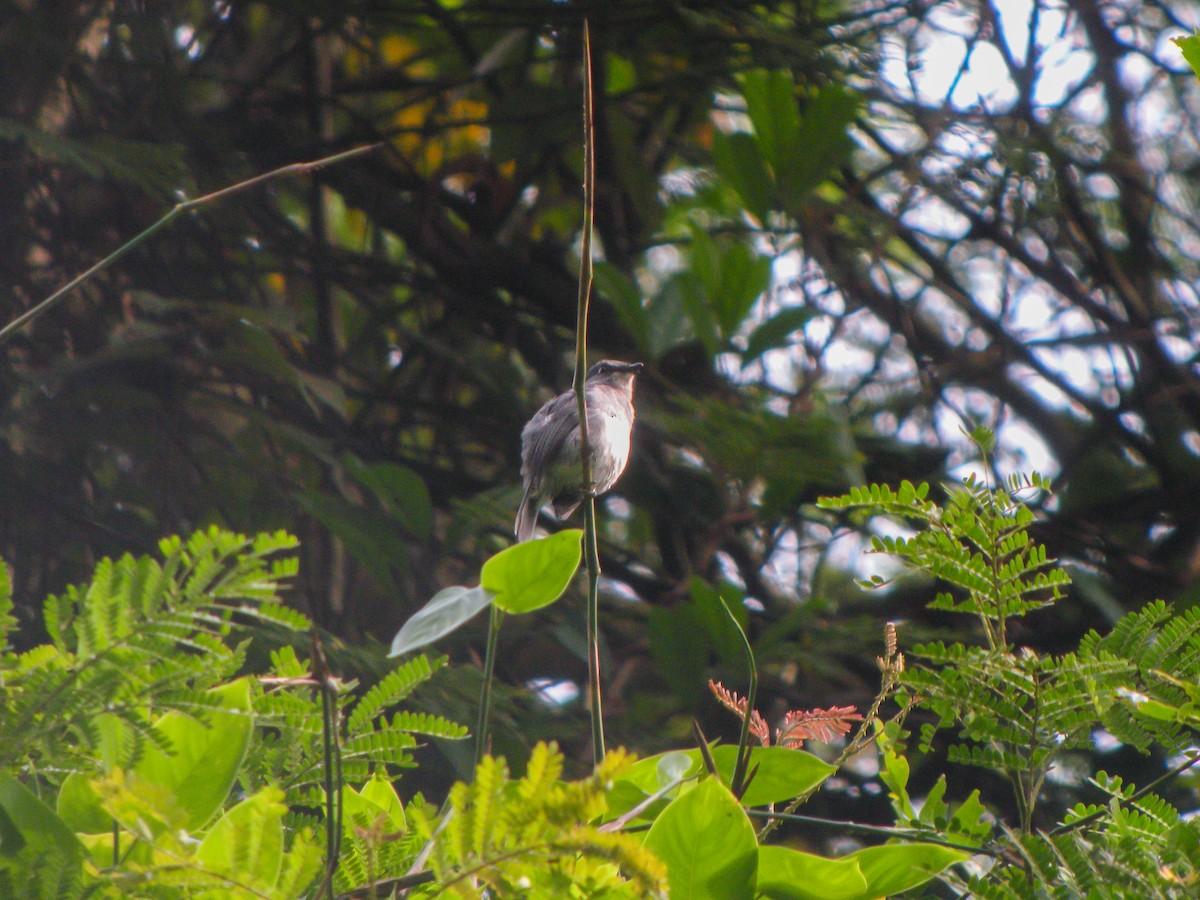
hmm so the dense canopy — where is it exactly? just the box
[3,0,1200,819]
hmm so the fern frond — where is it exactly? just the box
[384,710,468,740]
[346,654,441,733]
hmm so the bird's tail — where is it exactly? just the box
[514,487,538,542]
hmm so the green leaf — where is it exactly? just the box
[357,771,407,832]
[481,529,582,614]
[725,745,836,808]
[947,789,991,845]
[131,678,253,831]
[1174,32,1200,79]
[341,454,433,541]
[195,786,285,894]
[340,779,405,850]
[689,228,721,308]
[389,585,493,657]
[714,243,771,338]
[781,83,860,201]
[738,70,801,179]
[876,725,914,820]
[615,745,835,816]
[968,425,997,454]
[744,305,817,364]
[712,129,772,224]
[644,278,695,358]
[645,776,758,899]
[844,843,969,898]
[606,53,638,94]
[56,773,111,834]
[0,802,22,858]
[0,772,83,867]
[756,845,867,900]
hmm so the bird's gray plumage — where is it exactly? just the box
[515,360,642,542]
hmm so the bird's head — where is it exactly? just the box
[585,360,643,390]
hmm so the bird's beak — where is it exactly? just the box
[619,362,644,374]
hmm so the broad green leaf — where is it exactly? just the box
[1126,695,1187,722]
[342,454,433,540]
[846,843,970,898]
[606,52,638,93]
[0,772,83,867]
[0,804,22,858]
[726,745,836,808]
[56,772,111,834]
[358,771,407,832]
[615,745,835,817]
[644,277,695,357]
[756,845,868,900]
[195,786,286,896]
[715,244,771,338]
[1175,32,1200,79]
[744,305,817,364]
[132,678,253,831]
[712,129,772,224]
[947,790,991,846]
[340,777,407,855]
[481,529,582,614]
[782,83,860,202]
[738,70,802,179]
[645,776,757,899]
[389,585,492,657]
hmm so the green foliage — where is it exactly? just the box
[1175,31,1200,79]
[645,776,758,899]
[409,741,669,898]
[390,530,584,658]
[614,744,835,815]
[822,448,1200,895]
[247,645,466,804]
[481,529,583,614]
[821,472,1066,647]
[2,528,306,775]
[0,528,477,897]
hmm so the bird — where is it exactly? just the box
[515,360,643,542]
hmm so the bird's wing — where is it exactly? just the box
[520,390,579,482]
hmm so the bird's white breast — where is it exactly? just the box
[587,385,634,492]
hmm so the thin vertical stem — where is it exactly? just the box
[574,20,604,765]
[475,604,504,765]
[311,633,343,900]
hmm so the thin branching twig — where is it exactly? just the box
[0,143,381,345]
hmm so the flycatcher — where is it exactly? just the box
[515,360,642,542]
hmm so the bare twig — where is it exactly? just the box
[0,142,382,345]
